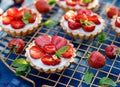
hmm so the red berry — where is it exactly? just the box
[13,0,24,5]
[43,44,56,54]
[82,24,95,32]
[30,46,45,59]
[75,14,88,22]
[10,20,25,29]
[68,20,81,30]
[52,36,67,50]
[64,11,76,21]
[77,8,92,16]
[107,6,118,18]
[105,45,118,59]
[8,38,24,53]
[62,45,73,58]
[66,0,77,6]
[35,35,51,47]
[41,55,61,66]
[7,7,19,17]
[2,16,13,25]
[88,15,101,24]
[35,0,50,13]
[115,17,120,28]
[88,51,106,69]
[28,13,37,23]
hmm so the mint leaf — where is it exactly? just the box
[55,46,69,57]
[83,0,92,3]
[80,19,95,26]
[16,65,28,72]
[16,71,24,76]
[97,32,109,43]
[42,20,57,28]
[83,71,94,85]
[48,0,56,5]
[99,77,116,86]
[22,19,29,25]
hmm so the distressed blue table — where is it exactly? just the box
[0,0,120,87]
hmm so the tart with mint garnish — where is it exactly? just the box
[57,0,99,11]
[25,35,76,73]
[0,7,42,36]
[60,8,105,39]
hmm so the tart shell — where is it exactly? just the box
[25,42,76,73]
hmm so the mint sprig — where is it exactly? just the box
[99,77,116,86]
[80,19,95,26]
[42,20,57,28]
[83,0,92,4]
[97,32,109,43]
[83,71,94,85]
[48,0,56,5]
[12,58,31,76]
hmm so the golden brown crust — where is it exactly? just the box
[25,42,76,73]
[60,16,105,40]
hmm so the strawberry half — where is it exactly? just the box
[35,35,51,47]
[82,24,95,32]
[7,7,19,17]
[52,36,67,50]
[10,20,25,29]
[62,45,73,58]
[68,20,81,30]
[28,13,37,23]
[64,11,76,21]
[88,15,101,24]
[77,8,92,16]
[66,0,77,6]
[43,44,56,54]
[30,46,45,59]
[105,45,119,59]
[41,55,61,66]
[88,51,106,69]
[115,17,120,28]
[8,38,24,53]
[2,16,13,25]
[75,14,88,22]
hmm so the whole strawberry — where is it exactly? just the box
[105,45,120,59]
[13,0,25,5]
[8,38,24,53]
[88,51,106,69]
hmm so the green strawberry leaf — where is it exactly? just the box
[83,71,94,85]
[99,77,116,86]
[55,46,69,57]
[48,0,56,5]
[97,32,109,43]
[83,0,92,4]
[42,20,57,28]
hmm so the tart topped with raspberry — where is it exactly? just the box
[25,35,76,73]
[60,8,105,39]
[57,0,99,11]
[0,7,42,36]
[111,16,120,36]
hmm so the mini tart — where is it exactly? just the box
[57,0,99,11]
[111,16,120,36]
[25,35,76,73]
[0,8,42,36]
[60,10,105,40]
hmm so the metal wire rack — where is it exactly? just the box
[0,0,120,87]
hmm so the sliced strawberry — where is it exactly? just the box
[28,13,37,23]
[88,15,101,24]
[118,12,120,17]
[64,11,76,21]
[43,44,56,54]
[7,7,19,17]
[82,24,95,32]
[77,8,92,16]
[107,6,118,18]
[68,20,81,30]
[10,20,25,29]
[52,36,67,50]
[62,45,73,58]
[115,17,120,28]
[35,35,51,47]
[79,0,88,6]
[15,8,27,19]
[66,0,77,6]
[75,14,88,22]
[41,55,61,66]
[2,16,13,25]
[30,46,45,59]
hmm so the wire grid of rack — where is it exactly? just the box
[0,0,120,87]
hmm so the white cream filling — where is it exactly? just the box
[58,0,98,9]
[62,17,104,35]
[0,9,40,32]
[27,42,70,70]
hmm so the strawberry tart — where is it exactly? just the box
[25,35,76,73]
[0,7,42,36]
[111,16,120,36]
[57,0,99,11]
[60,8,105,39]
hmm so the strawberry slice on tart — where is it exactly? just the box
[66,0,78,6]
[77,8,92,16]
[64,11,76,21]
[88,15,101,24]
[115,17,120,28]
